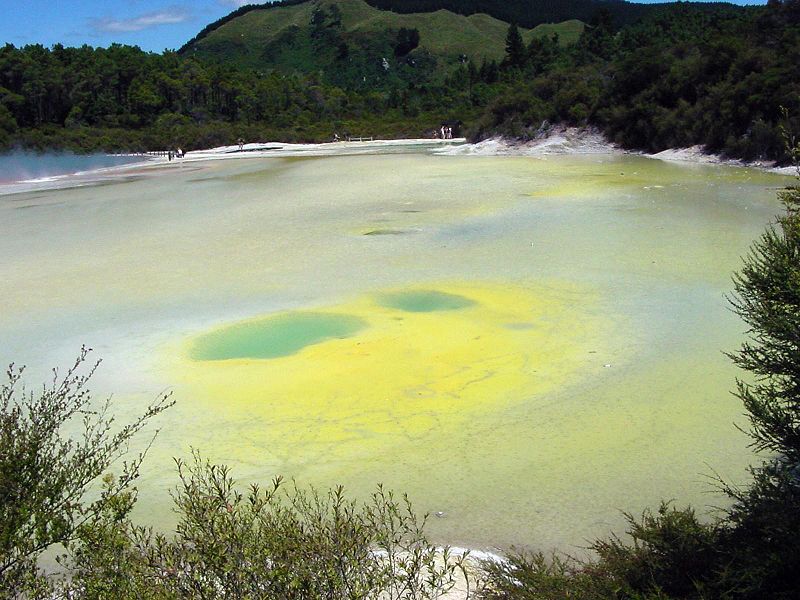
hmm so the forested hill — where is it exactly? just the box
[179,0,599,52]
[1,0,798,163]
[474,0,800,161]
[180,0,583,80]
[181,0,741,51]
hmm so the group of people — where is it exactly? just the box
[436,125,454,139]
[167,147,184,161]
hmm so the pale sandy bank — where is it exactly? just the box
[182,137,467,161]
[2,132,793,198]
[434,126,616,156]
[434,126,797,175]
[649,145,797,175]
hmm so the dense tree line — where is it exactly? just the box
[0,39,475,152]
[0,0,485,152]
[1,1,799,162]
[472,0,800,162]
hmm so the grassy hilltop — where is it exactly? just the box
[182,0,583,78]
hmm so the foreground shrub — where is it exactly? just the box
[479,503,716,600]
[0,347,172,597]
[62,452,467,599]
[714,462,800,599]
[713,142,800,598]
[0,353,463,599]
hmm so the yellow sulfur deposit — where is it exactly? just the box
[174,281,609,464]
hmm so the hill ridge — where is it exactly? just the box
[182,0,585,85]
[179,0,745,54]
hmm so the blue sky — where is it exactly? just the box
[0,0,767,53]
[0,0,260,51]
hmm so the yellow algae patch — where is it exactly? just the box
[526,172,651,200]
[171,282,609,465]
[524,158,689,200]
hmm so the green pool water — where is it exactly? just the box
[0,150,795,554]
[191,312,366,360]
[378,290,476,312]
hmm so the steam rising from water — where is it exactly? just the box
[0,150,141,183]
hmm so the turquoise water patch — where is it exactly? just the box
[191,312,366,360]
[379,290,476,313]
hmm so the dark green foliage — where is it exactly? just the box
[598,2,800,159]
[589,504,718,598]
[0,37,484,153]
[526,35,560,76]
[394,28,421,57]
[468,2,800,164]
[364,0,658,29]
[0,347,173,597]
[605,3,800,159]
[710,137,800,599]
[479,504,717,600]
[728,175,800,461]
[577,8,617,61]
[714,463,800,599]
[5,1,796,161]
[503,24,525,69]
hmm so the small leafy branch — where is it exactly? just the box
[0,346,173,595]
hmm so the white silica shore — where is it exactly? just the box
[432,127,798,175]
[3,133,791,199]
[183,137,467,161]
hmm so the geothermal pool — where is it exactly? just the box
[0,149,791,553]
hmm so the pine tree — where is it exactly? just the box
[503,24,526,69]
[721,172,800,595]
[729,145,800,462]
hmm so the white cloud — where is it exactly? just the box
[90,7,191,33]
[219,0,256,7]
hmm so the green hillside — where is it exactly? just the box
[184,0,583,78]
